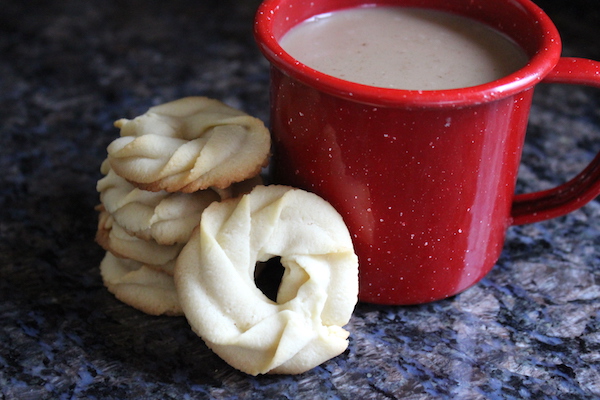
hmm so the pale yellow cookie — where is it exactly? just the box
[106,97,271,193]
[97,160,221,245]
[96,209,184,272]
[175,185,359,375]
[100,251,182,316]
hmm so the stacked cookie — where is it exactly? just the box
[95,97,270,316]
[95,96,360,375]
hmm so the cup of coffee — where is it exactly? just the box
[254,0,600,305]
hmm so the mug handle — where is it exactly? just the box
[511,57,600,225]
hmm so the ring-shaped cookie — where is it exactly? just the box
[106,97,271,193]
[175,185,359,375]
[97,161,220,245]
[100,252,182,316]
[96,209,184,273]
[98,160,263,245]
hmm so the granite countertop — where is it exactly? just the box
[1,0,599,399]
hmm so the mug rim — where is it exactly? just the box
[254,0,563,107]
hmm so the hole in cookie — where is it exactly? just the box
[254,256,284,302]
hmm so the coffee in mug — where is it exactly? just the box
[279,7,528,90]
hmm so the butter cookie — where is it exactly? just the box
[100,251,182,316]
[175,185,359,375]
[106,97,270,193]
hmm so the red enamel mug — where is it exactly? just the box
[254,0,600,305]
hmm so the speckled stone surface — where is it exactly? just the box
[1,0,599,399]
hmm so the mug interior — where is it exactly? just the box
[254,0,562,107]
